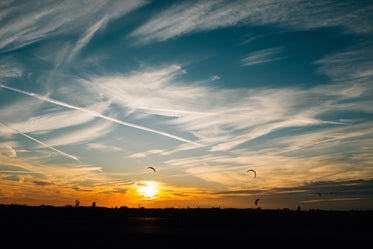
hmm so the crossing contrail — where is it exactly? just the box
[0,84,201,146]
[0,121,79,161]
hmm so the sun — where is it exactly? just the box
[137,181,158,199]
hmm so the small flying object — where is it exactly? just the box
[316,192,334,198]
[147,166,156,172]
[247,169,256,178]
[255,198,260,206]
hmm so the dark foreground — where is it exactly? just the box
[2,205,372,248]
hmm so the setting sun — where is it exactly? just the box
[137,181,158,199]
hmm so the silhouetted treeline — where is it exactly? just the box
[1,204,372,248]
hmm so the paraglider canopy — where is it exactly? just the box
[247,169,256,178]
[147,166,156,172]
[255,198,260,206]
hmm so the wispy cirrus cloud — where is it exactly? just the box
[2,102,109,135]
[65,16,109,63]
[82,64,373,154]
[0,121,79,161]
[86,143,121,152]
[166,144,373,188]
[0,57,22,78]
[131,0,373,44]
[44,120,114,147]
[0,0,148,51]
[273,121,373,154]
[241,47,284,66]
[315,45,373,81]
[0,83,199,146]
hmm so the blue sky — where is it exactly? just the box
[0,0,372,209]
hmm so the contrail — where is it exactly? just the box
[0,121,79,161]
[0,84,201,146]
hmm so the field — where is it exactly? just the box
[2,204,372,248]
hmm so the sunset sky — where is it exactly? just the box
[1,0,372,210]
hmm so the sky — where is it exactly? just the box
[0,0,372,210]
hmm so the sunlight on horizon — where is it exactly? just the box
[137,181,159,200]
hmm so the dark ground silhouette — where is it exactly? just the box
[1,204,372,248]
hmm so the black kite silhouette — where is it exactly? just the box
[247,169,256,178]
[147,166,156,172]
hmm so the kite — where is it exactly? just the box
[247,169,256,178]
[147,166,156,172]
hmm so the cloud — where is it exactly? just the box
[0,83,199,145]
[209,117,329,152]
[66,16,109,63]
[0,143,17,158]
[131,0,271,43]
[0,57,22,78]
[44,120,114,147]
[166,148,373,189]
[0,96,44,124]
[128,149,166,159]
[32,179,55,186]
[0,155,133,206]
[128,152,147,159]
[164,122,373,187]
[272,121,373,154]
[0,0,148,51]
[184,164,249,186]
[131,0,373,44]
[275,179,373,200]
[241,47,284,66]
[0,121,79,161]
[315,45,373,81]
[213,179,373,209]
[6,102,109,135]
[80,64,373,154]
[86,143,121,152]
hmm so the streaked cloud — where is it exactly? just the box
[66,16,109,63]
[3,102,109,135]
[44,120,114,147]
[0,83,198,145]
[0,121,79,161]
[0,0,148,51]
[83,64,372,154]
[241,47,284,66]
[167,149,373,189]
[131,0,373,44]
[0,155,128,206]
[0,57,22,78]
[86,143,121,152]
[315,45,373,81]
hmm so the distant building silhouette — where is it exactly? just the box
[92,202,96,207]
